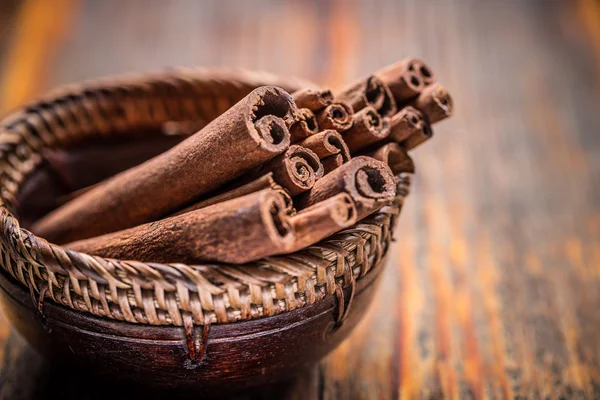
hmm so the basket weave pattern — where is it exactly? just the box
[0,70,407,326]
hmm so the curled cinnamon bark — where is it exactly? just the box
[342,106,391,153]
[65,189,295,264]
[337,76,384,111]
[298,130,351,174]
[286,193,357,252]
[291,88,334,111]
[378,82,398,118]
[388,106,424,142]
[365,142,415,175]
[32,86,296,243]
[297,130,350,160]
[336,75,397,118]
[289,108,319,142]
[174,172,292,216]
[411,59,436,85]
[316,101,354,131]
[409,83,453,124]
[296,156,396,219]
[377,58,429,103]
[256,145,323,196]
[401,120,434,150]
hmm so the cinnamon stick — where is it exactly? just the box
[388,106,424,142]
[286,193,357,252]
[298,130,351,174]
[65,189,295,264]
[174,172,293,216]
[316,101,354,131]
[409,83,453,124]
[297,130,350,160]
[291,88,334,111]
[32,86,296,243]
[342,106,390,153]
[289,108,319,142]
[252,145,323,196]
[336,75,397,117]
[376,58,428,103]
[401,120,434,150]
[365,142,415,175]
[296,156,396,220]
[412,59,436,85]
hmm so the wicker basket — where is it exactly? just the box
[0,69,408,392]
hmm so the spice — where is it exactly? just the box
[342,106,390,153]
[292,88,334,111]
[253,145,323,196]
[32,86,296,243]
[298,130,351,174]
[336,75,397,117]
[286,193,357,252]
[289,108,319,142]
[409,83,453,124]
[65,189,295,264]
[365,142,415,175]
[376,58,432,103]
[388,106,424,143]
[296,156,396,220]
[316,101,354,131]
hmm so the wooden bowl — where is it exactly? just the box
[0,260,383,395]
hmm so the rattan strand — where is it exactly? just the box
[0,69,408,326]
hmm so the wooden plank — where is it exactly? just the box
[0,0,599,399]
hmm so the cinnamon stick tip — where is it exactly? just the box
[352,156,397,202]
[248,85,297,127]
[323,130,351,162]
[396,106,425,130]
[287,144,324,182]
[332,192,357,226]
[430,84,454,116]
[262,190,295,245]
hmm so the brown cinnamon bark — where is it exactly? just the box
[412,59,436,85]
[289,108,319,142]
[388,106,424,142]
[65,189,295,264]
[32,86,296,244]
[252,145,323,196]
[298,130,351,174]
[286,193,357,252]
[174,172,293,216]
[315,102,354,131]
[291,88,334,111]
[365,142,415,175]
[297,130,350,160]
[342,106,391,153]
[409,83,453,124]
[376,58,429,103]
[336,75,397,117]
[321,155,346,174]
[401,120,434,150]
[295,156,396,220]
[378,82,398,118]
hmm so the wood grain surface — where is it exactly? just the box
[1,0,600,399]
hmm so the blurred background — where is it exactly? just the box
[0,0,599,399]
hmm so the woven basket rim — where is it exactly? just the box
[0,68,408,326]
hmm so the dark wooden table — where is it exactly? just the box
[1,0,600,398]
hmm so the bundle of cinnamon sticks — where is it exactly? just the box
[31,58,453,265]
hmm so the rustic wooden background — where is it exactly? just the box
[1,0,599,399]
